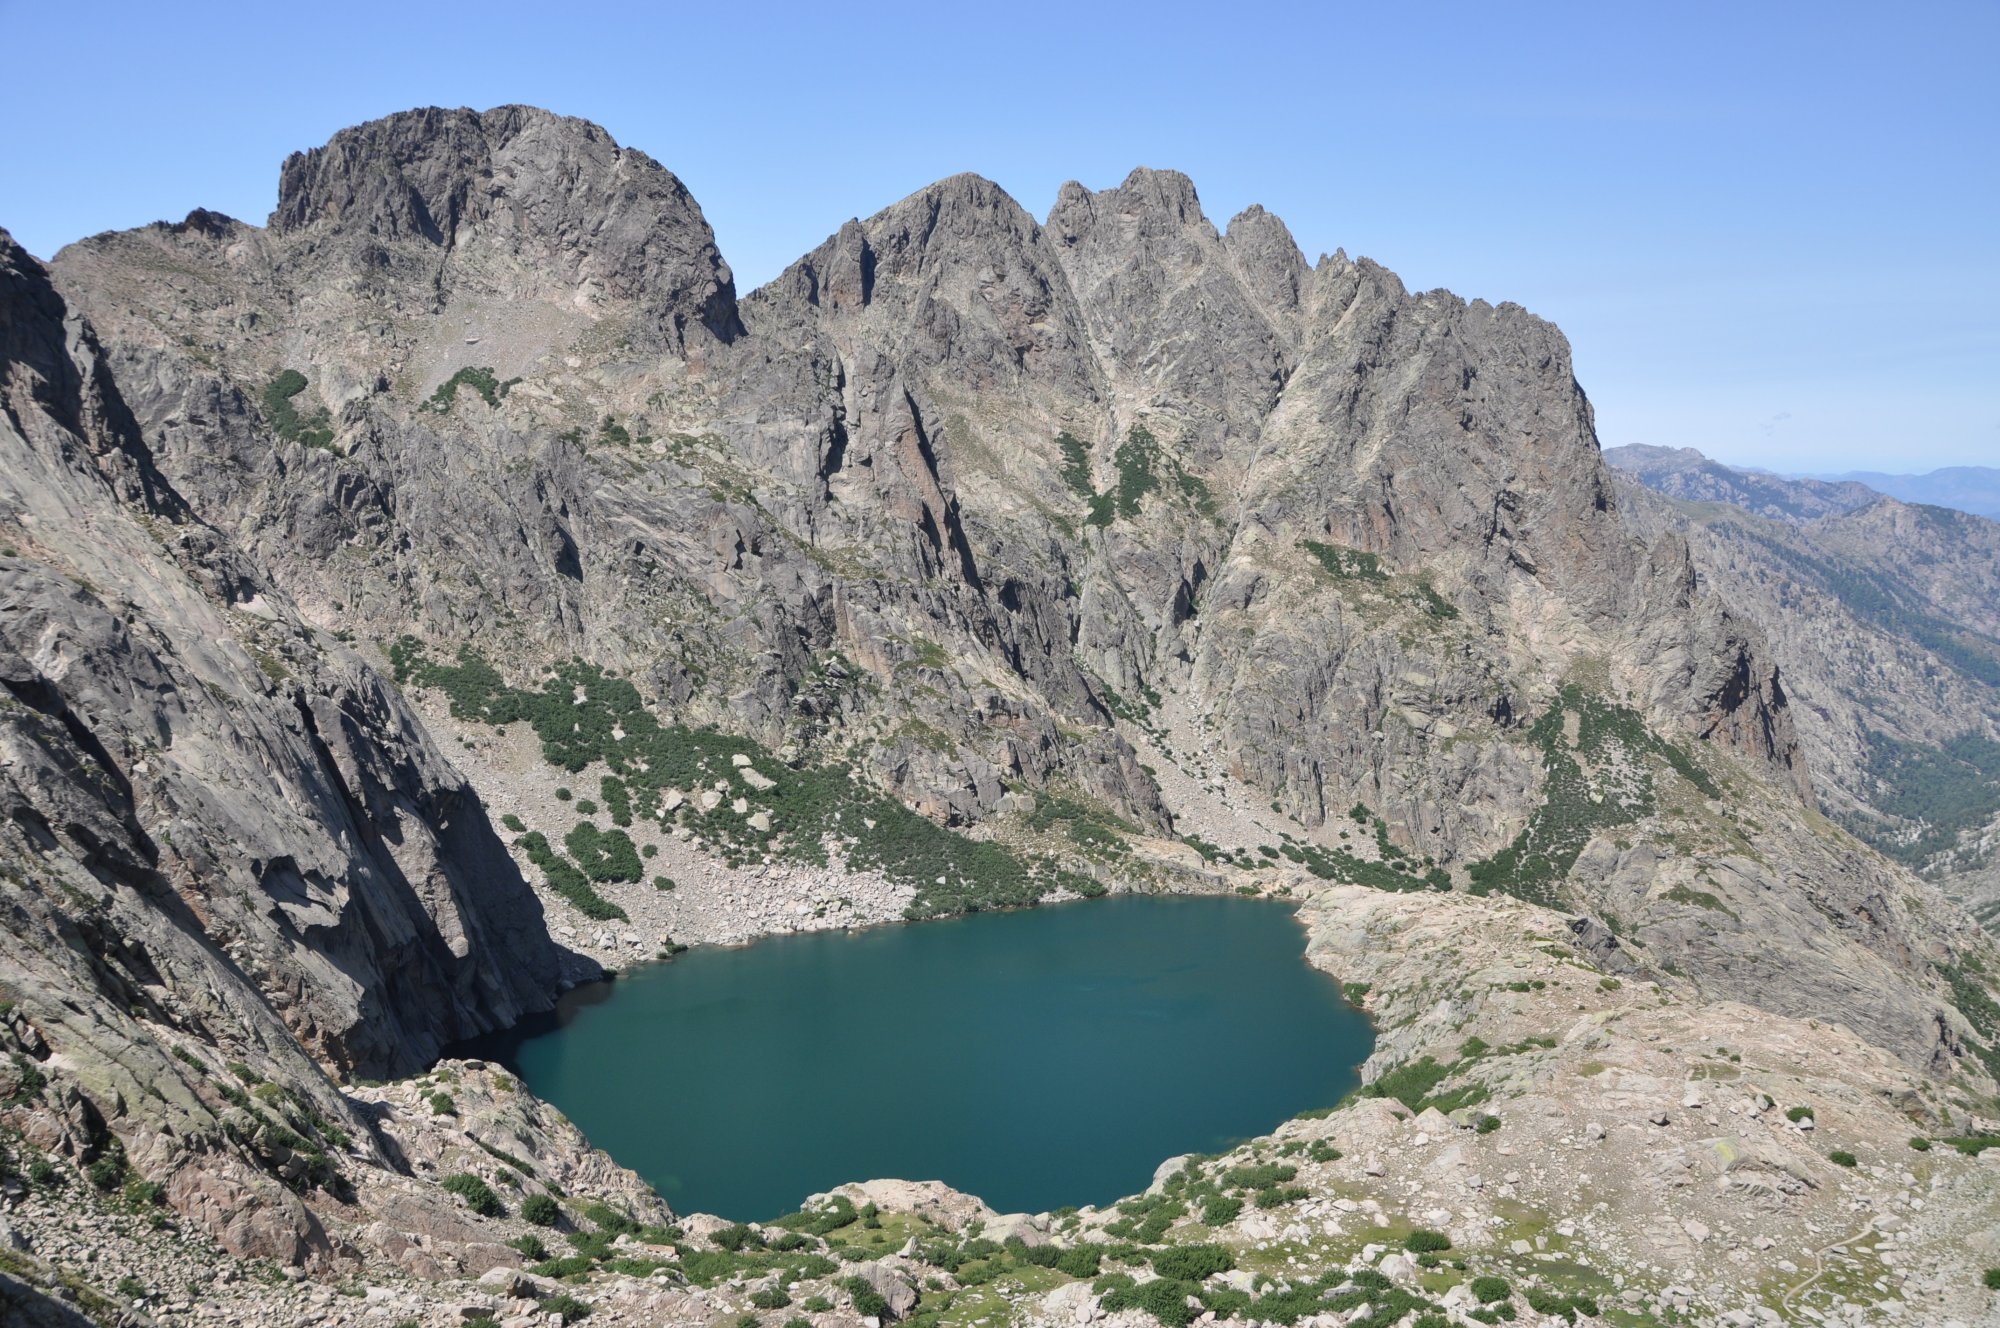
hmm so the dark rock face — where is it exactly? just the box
[273,104,742,350]
[0,227,594,1259]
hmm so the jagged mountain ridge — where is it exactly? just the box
[4,105,1998,1308]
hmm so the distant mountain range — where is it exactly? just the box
[1607,442,2000,927]
[1607,445,2000,522]
[1801,466,2000,519]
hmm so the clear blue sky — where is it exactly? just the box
[1,0,1992,472]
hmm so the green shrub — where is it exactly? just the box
[575,799,599,816]
[1470,1275,1511,1303]
[1829,1150,1857,1167]
[1056,432,1094,499]
[1787,1106,1815,1122]
[750,1288,792,1310]
[801,1296,834,1312]
[429,1091,457,1116]
[842,1277,889,1318]
[1476,1114,1503,1134]
[565,822,644,884]
[1985,1267,2000,1290]
[86,1154,127,1190]
[542,1292,593,1320]
[582,1201,638,1235]
[1404,1229,1451,1253]
[1100,1275,1199,1327]
[425,366,516,413]
[508,1234,549,1260]
[502,813,526,832]
[1253,1186,1308,1208]
[522,1193,561,1226]
[556,787,572,801]
[1524,1287,1593,1322]
[260,370,336,451]
[1056,1245,1102,1278]
[567,1230,616,1260]
[771,1195,857,1235]
[442,1172,505,1217]
[515,830,629,922]
[1200,1195,1243,1226]
[1909,1136,1932,1151]
[1301,540,1386,582]
[1152,1244,1232,1281]
[1220,1162,1295,1190]
[123,1178,167,1207]
[602,776,634,827]
[713,1223,761,1251]
[116,1275,147,1301]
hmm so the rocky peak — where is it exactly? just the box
[750,171,1100,411]
[272,104,741,349]
[1046,170,1295,460]
[1222,204,1312,331]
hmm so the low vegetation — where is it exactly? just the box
[391,642,1102,918]
[424,366,518,412]
[260,370,336,451]
[1467,684,1716,906]
[441,1172,504,1218]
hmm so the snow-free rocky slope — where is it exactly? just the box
[0,106,1993,1326]
[1608,445,2000,929]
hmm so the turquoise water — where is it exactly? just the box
[465,895,1372,1219]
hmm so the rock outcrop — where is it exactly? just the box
[0,225,597,1263]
